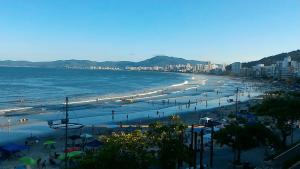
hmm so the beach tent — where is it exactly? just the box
[19,157,36,166]
[80,133,92,139]
[0,143,28,153]
[86,140,103,147]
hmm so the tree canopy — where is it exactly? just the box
[74,121,190,169]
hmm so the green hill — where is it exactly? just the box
[243,50,300,68]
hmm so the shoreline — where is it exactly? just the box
[0,98,261,144]
[0,72,269,146]
[0,97,263,169]
[120,97,261,125]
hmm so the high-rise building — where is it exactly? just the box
[231,62,242,75]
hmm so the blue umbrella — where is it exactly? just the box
[0,143,28,153]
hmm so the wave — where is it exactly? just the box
[0,107,33,115]
[201,79,208,85]
[171,80,189,87]
[68,89,165,105]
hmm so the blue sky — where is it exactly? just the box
[0,0,299,63]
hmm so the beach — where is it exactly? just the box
[0,70,269,143]
[0,96,265,169]
[0,68,273,168]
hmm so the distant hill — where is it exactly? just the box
[136,55,207,67]
[242,50,300,68]
[0,56,207,69]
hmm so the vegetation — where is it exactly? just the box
[253,91,300,147]
[214,122,279,165]
[243,49,300,68]
[282,153,300,169]
[74,120,190,169]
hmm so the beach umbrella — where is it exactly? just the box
[68,151,83,158]
[58,151,83,160]
[19,157,36,166]
[64,147,80,153]
[0,143,28,153]
[80,133,92,139]
[43,140,56,145]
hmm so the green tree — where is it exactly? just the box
[253,93,300,147]
[75,121,190,169]
[214,123,279,165]
[147,121,189,169]
[76,130,154,169]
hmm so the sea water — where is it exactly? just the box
[0,67,267,143]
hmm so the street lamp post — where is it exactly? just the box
[65,97,69,169]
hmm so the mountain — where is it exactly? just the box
[136,55,207,67]
[242,50,300,68]
[0,56,207,69]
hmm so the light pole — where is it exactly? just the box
[65,97,69,169]
[235,88,239,119]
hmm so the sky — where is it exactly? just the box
[0,0,299,64]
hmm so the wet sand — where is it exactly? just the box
[0,98,263,169]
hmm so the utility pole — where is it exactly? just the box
[189,125,194,168]
[210,125,214,168]
[235,88,239,119]
[65,97,69,169]
[200,129,204,169]
[194,132,197,169]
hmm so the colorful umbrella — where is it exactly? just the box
[59,151,83,160]
[43,140,56,145]
[19,157,36,166]
[64,147,80,153]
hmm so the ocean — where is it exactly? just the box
[0,67,266,143]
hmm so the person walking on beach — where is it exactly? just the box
[37,158,41,169]
[41,160,46,169]
[112,110,115,120]
[156,110,159,116]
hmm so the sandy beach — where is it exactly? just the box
[0,96,263,169]
[0,72,271,169]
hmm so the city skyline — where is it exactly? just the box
[0,0,300,63]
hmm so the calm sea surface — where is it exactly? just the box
[0,67,187,110]
[0,67,267,143]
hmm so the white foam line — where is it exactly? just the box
[171,80,189,87]
[0,107,33,114]
[68,90,164,105]
[135,94,167,100]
